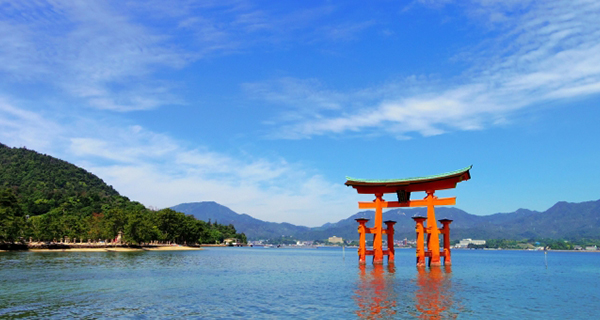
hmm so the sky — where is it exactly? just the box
[1,0,600,227]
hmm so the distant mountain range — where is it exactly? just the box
[172,199,600,241]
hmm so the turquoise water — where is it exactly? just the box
[1,248,599,319]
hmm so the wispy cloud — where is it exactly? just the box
[0,0,377,113]
[0,0,190,112]
[243,78,348,124]
[256,0,600,139]
[318,20,375,41]
[164,1,367,50]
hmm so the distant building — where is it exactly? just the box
[223,238,239,245]
[328,236,344,244]
[585,245,597,251]
[457,238,486,248]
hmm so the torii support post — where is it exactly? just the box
[373,193,384,264]
[356,218,369,264]
[425,191,441,267]
[384,220,396,264]
[412,216,427,267]
[439,219,453,266]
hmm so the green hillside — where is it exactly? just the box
[0,143,245,245]
[0,143,118,217]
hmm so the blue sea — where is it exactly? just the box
[1,248,599,319]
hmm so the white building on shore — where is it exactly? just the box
[328,236,344,244]
[457,238,486,248]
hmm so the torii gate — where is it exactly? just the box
[345,166,472,267]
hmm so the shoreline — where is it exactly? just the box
[0,244,203,253]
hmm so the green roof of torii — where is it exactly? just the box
[345,165,472,186]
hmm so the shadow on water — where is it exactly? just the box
[353,264,457,319]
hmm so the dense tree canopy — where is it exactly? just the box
[0,143,246,245]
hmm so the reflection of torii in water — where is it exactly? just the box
[345,166,472,266]
[353,265,458,319]
[353,264,397,319]
[412,266,457,319]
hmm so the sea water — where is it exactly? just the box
[1,248,599,319]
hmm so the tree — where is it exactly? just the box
[155,208,185,243]
[207,229,224,244]
[0,188,26,242]
[101,208,127,240]
[123,209,154,244]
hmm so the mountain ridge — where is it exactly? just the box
[172,199,600,241]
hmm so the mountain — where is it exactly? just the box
[172,199,600,241]
[171,202,310,240]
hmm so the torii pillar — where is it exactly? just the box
[345,166,472,266]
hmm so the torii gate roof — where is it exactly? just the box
[345,165,472,194]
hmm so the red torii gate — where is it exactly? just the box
[345,166,472,267]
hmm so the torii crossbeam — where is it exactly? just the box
[345,166,472,266]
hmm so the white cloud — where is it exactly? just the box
[0,0,189,112]
[255,0,600,139]
[71,126,358,226]
[0,1,376,114]
[89,163,355,227]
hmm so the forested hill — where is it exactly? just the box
[0,143,246,245]
[0,143,118,216]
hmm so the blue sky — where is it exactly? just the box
[1,0,600,226]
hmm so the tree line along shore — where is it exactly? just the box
[1,186,247,250]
